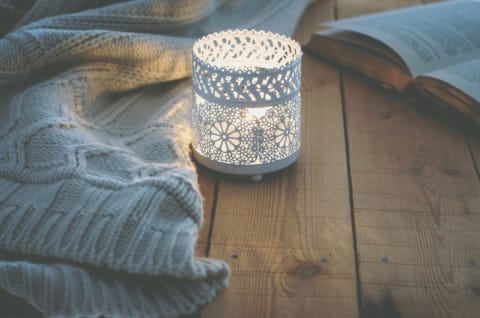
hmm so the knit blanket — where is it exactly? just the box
[0,0,311,317]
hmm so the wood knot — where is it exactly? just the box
[442,168,459,176]
[408,160,434,177]
[471,287,480,297]
[289,262,322,280]
[379,111,393,119]
[408,164,423,176]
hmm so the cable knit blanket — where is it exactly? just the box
[0,0,311,317]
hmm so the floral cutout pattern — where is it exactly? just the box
[210,121,241,153]
[192,93,301,165]
[274,117,296,148]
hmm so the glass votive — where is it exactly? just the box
[191,29,302,181]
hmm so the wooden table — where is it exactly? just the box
[197,1,480,317]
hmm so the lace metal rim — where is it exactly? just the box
[192,29,302,106]
[193,29,302,74]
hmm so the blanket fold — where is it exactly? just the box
[0,0,311,317]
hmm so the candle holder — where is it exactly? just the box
[191,29,302,181]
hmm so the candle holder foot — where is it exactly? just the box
[251,174,263,182]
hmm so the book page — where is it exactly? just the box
[423,58,480,102]
[325,0,480,77]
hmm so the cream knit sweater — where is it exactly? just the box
[0,0,311,317]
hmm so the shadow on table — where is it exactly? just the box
[0,288,43,318]
[360,289,402,318]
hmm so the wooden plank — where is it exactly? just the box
[201,1,358,312]
[195,166,217,257]
[204,294,357,318]
[468,137,480,182]
[343,73,480,317]
[337,1,480,315]
[201,53,358,318]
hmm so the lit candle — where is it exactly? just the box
[191,29,302,181]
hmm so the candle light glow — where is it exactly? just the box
[191,30,302,179]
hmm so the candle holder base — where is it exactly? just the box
[192,147,299,179]
[251,174,263,182]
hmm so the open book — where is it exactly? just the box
[306,0,480,123]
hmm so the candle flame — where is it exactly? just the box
[246,107,270,121]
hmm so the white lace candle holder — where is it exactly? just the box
[191,29,302,181]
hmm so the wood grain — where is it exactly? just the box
[195,165,218,257]
[343,74,480,317]
[199,0,480,317]
[201,2,359,312]
[468,138,480,182]
[336,1,480,316]
[201,52,358,318]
